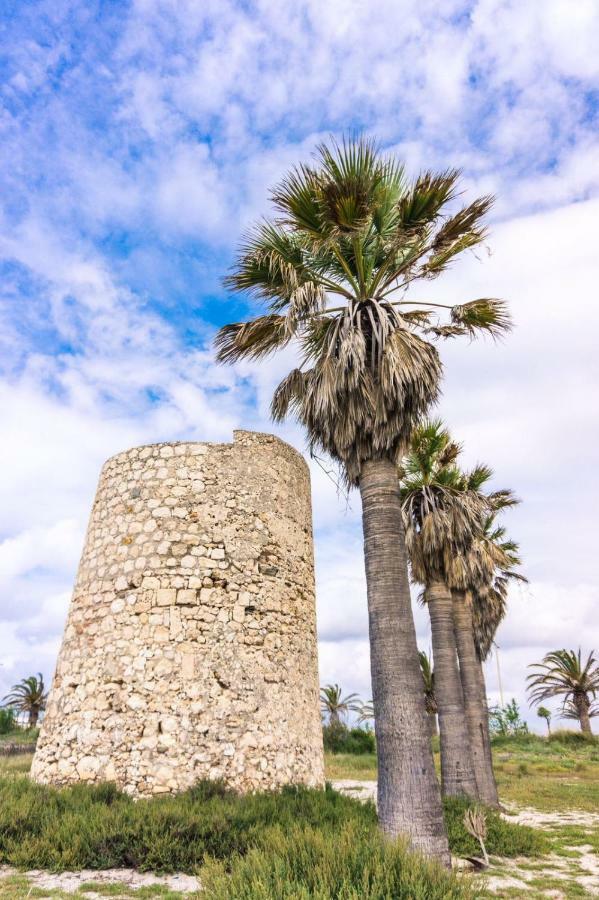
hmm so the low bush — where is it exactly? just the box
[548,729,597,746]
[443,796,547,858]
[490,732,544,750]
[202,821,471,899]
[0,776,542,882]
[323,723,376,754]
[0,709,17,735]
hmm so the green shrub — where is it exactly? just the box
[0,709,17,735]
[548,729,598,746]
[202,821,472,899]
[323,723,376,754]
[490,732,544,750]
[0,776,541,879]
[443,796,547,858]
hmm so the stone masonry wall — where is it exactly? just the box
[31,431,324,796]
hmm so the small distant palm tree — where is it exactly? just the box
[2,673,47,727]
[357,699,375,724]
[320,684,361,726]
[537,706,552,735]
[527,649,599,736]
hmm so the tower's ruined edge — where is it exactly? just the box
[32,430,325,796]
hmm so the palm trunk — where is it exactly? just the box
[452,590,499,806]
[29,708,39,728]
[427,581,478,799]
[577,697,593,735]
[360,459,450,865]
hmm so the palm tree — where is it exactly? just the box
[527,649,599,736]
[320,684,361,725]
[2,673,47,727]
[400,420,488,799]
[537,706,552,735]
[454,506,525,807]
[419,650,438,738]
[215,136,509,860]
[357,699,375,724]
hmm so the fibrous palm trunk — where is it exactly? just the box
[360,459,450,865]
[29,708,39,728]
[452,590,499,806]
[577,697,593,735]
[427,581,478,799]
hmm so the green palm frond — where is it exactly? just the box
[449,299,512,339]
[527,649,599,707]
[216,136,510,484]
[400,420,494,586]
[320,683,362,723]
[2,673,47,719]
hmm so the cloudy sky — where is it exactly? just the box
[1,0,598,730]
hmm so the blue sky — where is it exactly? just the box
[1,0,598,728]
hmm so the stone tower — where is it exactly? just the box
[32,431,324,796]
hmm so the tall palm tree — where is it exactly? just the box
[320,684,361,725]
[419,650,438,738]
[454,507,525,807]
[2,673,47,727]
[215,136,509,860]
[401,420,490,799]
[527,649,599,736]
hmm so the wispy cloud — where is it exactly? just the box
[1,0,598,727]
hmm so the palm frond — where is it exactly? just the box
[214,315,291,363]
[450,299,512,339]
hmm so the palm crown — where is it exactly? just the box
[2,673,47,726]
[320,683,361,724]
[527,649,599,708]
[216,137,510,483]
[400,419,494,586]
[469,512,526,661]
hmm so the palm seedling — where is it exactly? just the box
[527,649,599,736]
[320,684,361,726]
[215,136,509,860]
[2,673,47,728]
[401,419,491,799]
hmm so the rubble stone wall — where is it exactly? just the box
[31,430,324,796]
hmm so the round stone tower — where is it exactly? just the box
[32,430,324,796]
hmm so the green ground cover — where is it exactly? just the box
[0,733,596,899]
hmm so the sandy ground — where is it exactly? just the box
[332,780,599,897]
[0,865,201,895]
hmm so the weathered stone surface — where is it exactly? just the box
[31,430,324,796]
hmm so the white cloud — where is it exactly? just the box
[1,0,598,734]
